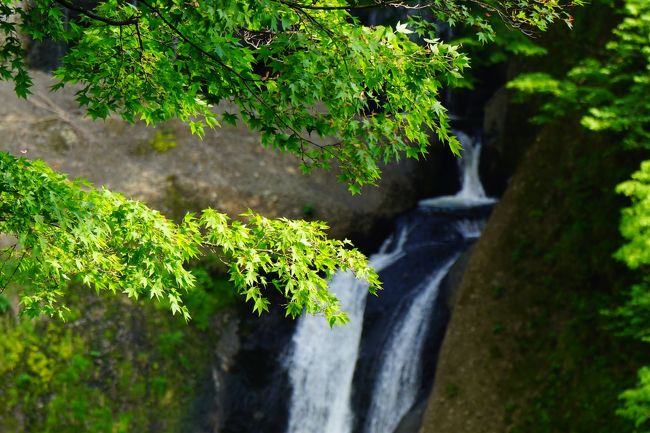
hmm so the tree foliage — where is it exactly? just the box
[0,280,230,433]
[0,0,580,321]
[507,0,650,150]
[507,0,650,428]
[0,152,378,325]
[615,158,650,432]
[3,0,580,189]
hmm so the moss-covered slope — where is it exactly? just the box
[0,268,236,433]
[420,117,650,433]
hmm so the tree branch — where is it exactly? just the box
[53,0,139,26]
[136,0,327,156]
[0,250,25,294]
[137,0,259,84]
[273,0,425,11]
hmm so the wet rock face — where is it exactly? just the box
[182,312,241,433]
[0,71,445,242]
[479,85,542,198]
[181,307,295,433]
[218,302,296,433]
[479,87,510,196]
[26,39,66,72]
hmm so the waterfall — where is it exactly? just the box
[363,254,459,433]
[283,131,494,433]
[419,131,495,208]
[285,229,409,433]
[456,131,487,200]
[455,219,485,239]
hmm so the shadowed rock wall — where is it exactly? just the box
[419,115,650,433]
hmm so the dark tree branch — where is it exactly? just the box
[0,250,25,294]
[54,0,139,26]
[135,21,144,60]
[273,0,425,11]
[274,0,536,36]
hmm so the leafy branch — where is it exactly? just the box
[0,152,379,326]
[4,0,579,193]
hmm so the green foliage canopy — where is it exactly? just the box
[615,159,650,432]
[3,0,581,189]
[0,152,378,325]
[507,0,650,149]
[0,0,580,322]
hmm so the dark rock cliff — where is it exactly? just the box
[418,7,650,432]
[419,115,650,432]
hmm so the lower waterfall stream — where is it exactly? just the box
[284,130,496,433]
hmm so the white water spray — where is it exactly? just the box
[285,229,408,433]
[363,255,459,433]
[419,131,495,208]
[284,127,493,433]
[455,219,485,239]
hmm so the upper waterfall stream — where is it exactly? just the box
[283,130,495,433]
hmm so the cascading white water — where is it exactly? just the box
[363,255,460,433]
[284,130,493,433]
[359,133,491,433]
[455,219,485,239]
[285,229,409,433]
[456,131,487,200]
[419,131,495,208]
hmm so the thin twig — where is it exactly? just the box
[54,0,139,26]
[135,21,144,60]
[0,244,17,278]
[0,251,25,294]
